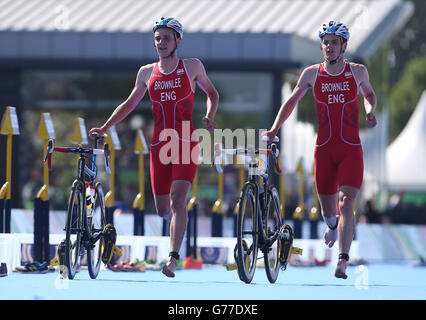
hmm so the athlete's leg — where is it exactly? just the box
[334,145,363,278]
[314,147,339,247]
[169,179,191,253]
[318,193,339,247]
[150,144,173,215]
[162,179,192,277]
[162,142,199,277]
[153,194,171,218]
[335,185,359,279]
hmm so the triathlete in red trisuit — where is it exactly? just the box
[90,17,219,278]
[264,21,377,279]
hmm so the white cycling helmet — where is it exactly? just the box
[318,21,349,41]
[152,17,183,39]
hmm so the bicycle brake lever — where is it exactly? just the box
[213,143,223,174]
[274,159,282,174]
[271,144,282,174]
[43,139,54,171]
[44,139,53,162]
[214,157,223,174]
[104,143,111,175]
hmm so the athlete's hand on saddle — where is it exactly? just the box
[202,117,217,131]
[261,130,278,143]
[366,112,377,128]
[89,127,107,139]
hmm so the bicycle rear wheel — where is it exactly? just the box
[64,180,84,279]
[236,183,258,284]
[86,182,106,279]
[263,186,282,283]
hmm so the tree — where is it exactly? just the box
[389,56,426,143]
[389,0,426,86]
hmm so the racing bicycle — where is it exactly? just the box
[215,138,296,283]
[45,134,110,279]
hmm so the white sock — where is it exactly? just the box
[324,215,337,229]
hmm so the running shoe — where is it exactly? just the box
[0,263,7,277]
[13,261,50,273]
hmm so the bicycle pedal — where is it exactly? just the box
[278,225,294,267]
[112,245,122,257]
[101,224,118,264]
[57,239,67,267]
[225,262,237,271]
[290,246,303,256]
[50,256,59,267]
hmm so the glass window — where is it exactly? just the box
[22,71,93,110]
[194,71,273,130]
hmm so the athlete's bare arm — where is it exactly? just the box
[351,63,377,128]
[184,58,219,131]
[264,65,317,140]
[89,64,154,136]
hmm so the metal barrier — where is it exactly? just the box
[211,153,223,237]
[33,113,55,263]
[292,157,306,238]
[0,106,19,234]
[186,159,199,260]
[309,163,320,239]
[232,154,245,237]
[132,129,148,235]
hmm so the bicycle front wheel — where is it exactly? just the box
[263,186,282,283]
[236,183,258,284]
[64,180,84,280]
[86,182,106,279]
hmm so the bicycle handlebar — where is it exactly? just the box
[44,139,111,174]
[213,144,272,174]
[213,136,281,174]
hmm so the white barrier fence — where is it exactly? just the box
[0,233,348,272]
[1,209,426,271]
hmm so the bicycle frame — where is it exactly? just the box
[76,139,100,188]
[45,137,110,243]
[244,144,281,254]
[215,141,282,247]
[216,139,299,283]
[44,135,110,279]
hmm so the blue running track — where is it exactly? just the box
[1,264,426,300]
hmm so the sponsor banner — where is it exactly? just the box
[198,247,228,265]
[2,223,426,270]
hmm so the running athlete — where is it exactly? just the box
[263,21,377,279]
[89,17,219,278]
